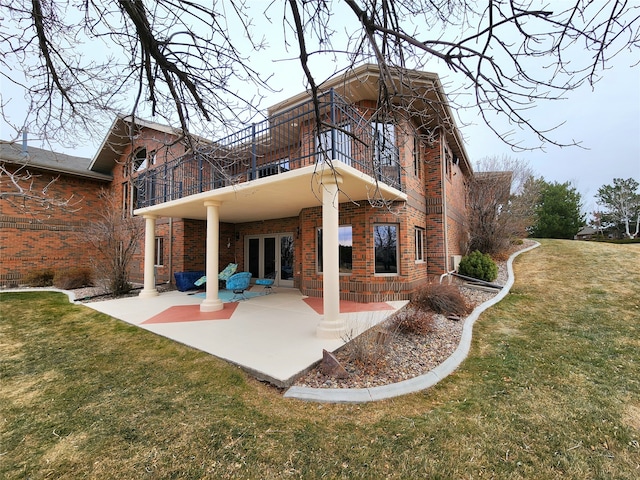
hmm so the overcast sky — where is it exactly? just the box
[2,3,638,215]
[460,51,640,214]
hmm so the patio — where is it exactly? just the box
[84,287,407,387]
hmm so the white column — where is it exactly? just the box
[316,173,346,338]
[139,214,159,298]
[200,200,224,312]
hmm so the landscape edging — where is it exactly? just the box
[284,241,541,403]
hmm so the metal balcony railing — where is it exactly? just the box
[135,89,402,208]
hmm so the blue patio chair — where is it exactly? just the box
[226,272,252,301]
[193,263,237,288]
[218,263,238,282]
[255,271,277,293]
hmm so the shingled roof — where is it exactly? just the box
[0,141,111,181]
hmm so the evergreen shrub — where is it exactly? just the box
[458,250,498,282]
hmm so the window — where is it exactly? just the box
[444,144,452,179]
[413,135,422,177]
[415,227,425,262]
[317,225,352,274]
[122,182,129,217]
[372,122,398,166]
[133,148,147,173]
[317,124,352,165]
[121,181,140,217]
[374,224,398,274]
[155,237,164,266]
[257,158,290,178]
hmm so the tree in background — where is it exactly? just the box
[529,181,584,239]
[84,190,144,295]
[466,156,540,256]
[595,178,640,239]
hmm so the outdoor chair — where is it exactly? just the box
[255,270,277,293]
[226,272,252,301]
[193,263,237,289]
[218,263,238,287]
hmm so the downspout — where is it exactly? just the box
[441,130,450,274]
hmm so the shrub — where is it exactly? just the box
[23,269,55,287]
[458,250,498,282]
[341,316,394,369]
[391,306,435,335]
[53,268,94,289]
[411,282,470,316]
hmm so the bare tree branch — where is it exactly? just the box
[0,0,637,152]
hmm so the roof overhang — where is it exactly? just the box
[0,142,112,181]
[134,161,406,223]
[89,115,210,176]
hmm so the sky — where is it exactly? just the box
[459,52,640,214]
[2,2,639,216]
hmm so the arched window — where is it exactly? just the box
[132,147,147,173]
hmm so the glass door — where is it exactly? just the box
[280,235,294,285]
[245,233,294,287]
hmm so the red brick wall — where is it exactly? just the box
[444,145,470,264]
[298,200,432,302]
[0,165,108,286]
[110,128,188,218]
[2,111,472,298]
[423,134,446,276]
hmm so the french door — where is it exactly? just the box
[245,233,294,287]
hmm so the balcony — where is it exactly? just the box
[134,89,401,209]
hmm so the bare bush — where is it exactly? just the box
[391,306,435,336]
[23,268,55,287]
[84,190,143,295]
[467,156,541,256]
[342,319,393,370]
[53,267,93,290]
[411,283,470,316]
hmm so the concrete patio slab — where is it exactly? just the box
[83,287,407,387]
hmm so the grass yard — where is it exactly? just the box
[1,239,639,479]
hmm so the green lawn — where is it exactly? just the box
[1,239,639,479]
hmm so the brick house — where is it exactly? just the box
[2,64,473,337]
[87,64,473,336]
[0,140,110,286]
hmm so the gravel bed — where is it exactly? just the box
[293,243,526,390]
[71,283,176,302]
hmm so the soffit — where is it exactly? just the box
[134,162,406,223]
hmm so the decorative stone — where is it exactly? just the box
[319,349,349,379]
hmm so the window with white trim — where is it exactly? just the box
[372,122,398,166]
[415,227,425,262]
[155,237,164,266]
[413,135,422,177]
[317,125,352,165]
[133,147,148,173]
[317,225,352,274]
[374,224,398,274]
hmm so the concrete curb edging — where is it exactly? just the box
[284,241,541,403]
[1,287,78,303]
